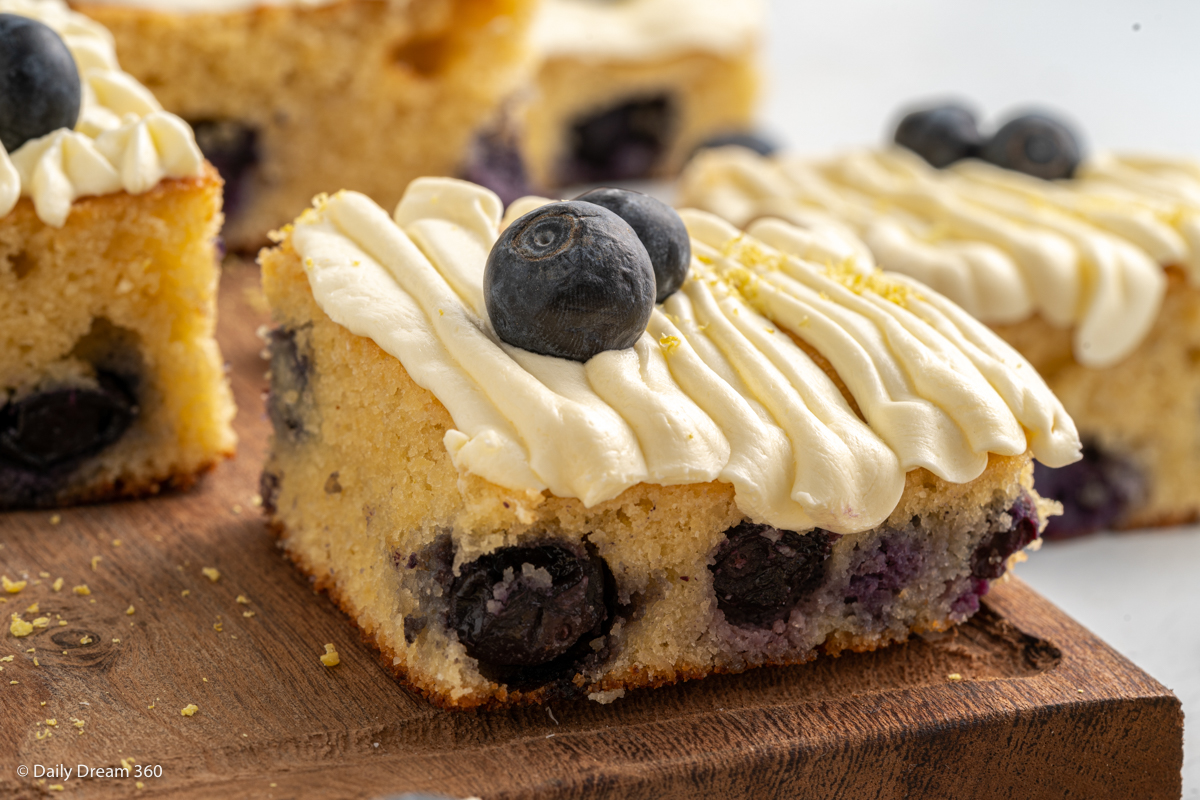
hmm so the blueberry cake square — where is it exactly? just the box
[1,0,234,509]
[259,176,1078,708]
[518,0,765,189]
[678,105,1200,538]
[71,0,539,250]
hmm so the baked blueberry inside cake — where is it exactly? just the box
[260,176,1079,708]
[0,0,234,509]
[679,104,1200,538]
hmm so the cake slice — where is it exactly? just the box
[259,176,1079,708]
[678,109,1200,538]
[518,0,765,189]
[71,0,539,251]
[0,0,234,509]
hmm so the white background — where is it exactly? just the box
[759,1,1200,794]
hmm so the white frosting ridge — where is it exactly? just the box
[0,0,204,226]
[288,178,1080,534]
[677,146,1200,369]
[533,0,764,61]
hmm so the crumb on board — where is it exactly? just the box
[73,585,90,596]
[136,782,144,790]
[91,556,102,572]
[947,673,963,682]
[126,606,135,616]
[10,614,33,637]
[112,540,122,547]
[25,603,38,614]
[181,590,190,598]
[181,704,198,717]
[36,728,52,741]
[0,656,13,662]
[202,568,220,583]
[242,611,256,618]
[79,636,92,645]
[236,595,250,605]
[45,719,56,726]
[320,644,340,667]
[49,515,61,525]
[213,622,223,633]
[51,578,63,592]
[2,576,26,594]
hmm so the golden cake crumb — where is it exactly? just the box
[181,590,190,598]
[947,673,963,682]
[320,644,340,667]
[136,782,144,790]
[51,578,63,592]
[32,617,49,628]
[45,719,56,726]
[126,606,135,615]
[49,515,61,525]
[10,615,33,637]
[0,656,13,662]
[91,556,102,572]
[201,567,220,583]
[112,540,122,547]
[213,622,223,633]
[25,603,38,614]
[2,576,26,594]
[236,595,250,605]
[80,636,93,644]
[180,704,198,717]
[73,585,91,596]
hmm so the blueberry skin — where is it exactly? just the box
[0,372,137,472]
[574,187,690,302]
[709,522,833,628]
[982,112,1082,180]
[485,201,656,362]
[0,14,81,154]
[893,103,983,169]
[448,545,608,668]
[694,131,779,158]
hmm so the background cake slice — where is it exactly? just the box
[259,177,1079,708]
[70,0,539,251]
[518,0,765,189]
[678,109,1200,538]
[0,0,234,508]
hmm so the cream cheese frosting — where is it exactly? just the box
[287,177,1079,535]
[678,146,1200,369]
[533,0,764,62]
[0,0,204,226]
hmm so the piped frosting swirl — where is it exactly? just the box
[0,0,204,226]
[678,146,1200,369]
[287,178,1079,535]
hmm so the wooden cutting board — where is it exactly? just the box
[0,261,1183,800]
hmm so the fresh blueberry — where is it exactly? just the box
[0,14,81,153]
[982,112,1082,180]
[971,492,1040,579]
[448,544,608,668]
[693,131,779,158]
[574,187,690,302]
[1033,442,1146,539]
[564,95,674,183]
[190,120,259,221]
[484,201,655,361]
[0,372,137,471]
[892,103,983,169]
[710,522,833,627]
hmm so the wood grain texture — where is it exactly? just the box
[0,261,1184,799]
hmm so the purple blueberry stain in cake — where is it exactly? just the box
[709,522,834,628]
[0,14,82,153]
[189,120,259,222]
[971,491,1040,579]
[448,544,609,669]
[463,128,536,208]
[484,202,655,362]
[265,325,313,444]
[844,533,926,618]
[563,94,676,183]
[1033,441,1146,539]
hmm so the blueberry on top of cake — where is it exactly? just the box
[0,0,204,226]
[0,0,232,509]
[261,176,1080,707]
